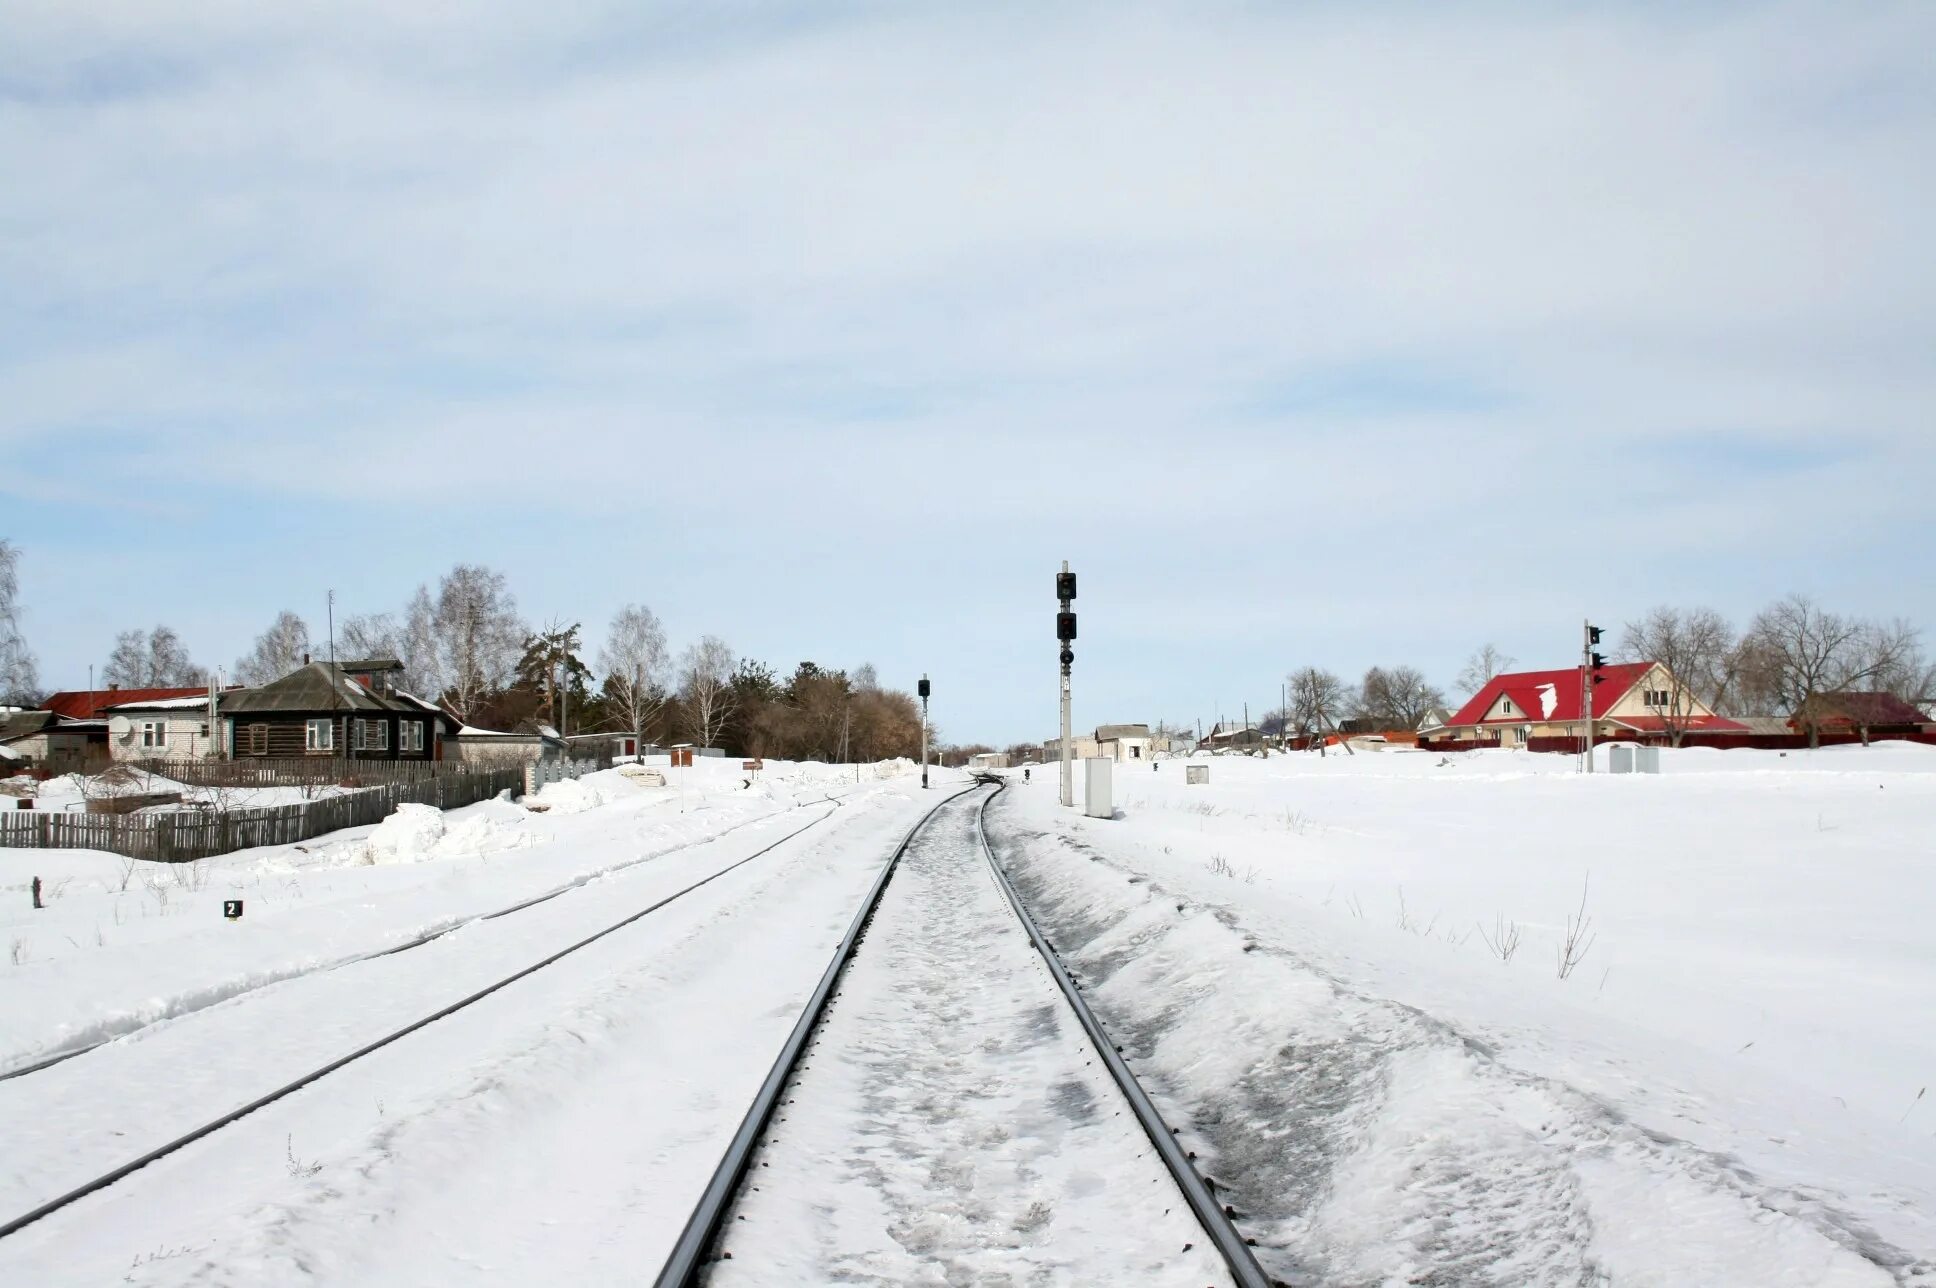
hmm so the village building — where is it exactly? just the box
[1435,661,1745,747]
[1094,723,1154,762]
[0,709,104,772]
[1041,733,1101,762]
[1197,721,1264,751]
[1791,692,1934,744]
[219,657,456,760]
[103,694,226,761]
[455,722,566,765]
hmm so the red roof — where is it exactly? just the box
[43,688,212,719]
[1446,663,1654,727]
[1791,692,1929,728]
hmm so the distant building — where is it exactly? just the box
[967,751,1011,771]
[1791,692,1933,743]
[1197,722,1263,751]
[1436,662,1743,747]
[0,710,103,772]
[1042,734,1100,762]
[1095,723,1154,762]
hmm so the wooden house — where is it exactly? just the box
[219,658,456,760]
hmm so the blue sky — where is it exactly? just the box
[4,1,1933,743]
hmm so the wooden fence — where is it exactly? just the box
[0,767,526,862]
[129,756,483,788]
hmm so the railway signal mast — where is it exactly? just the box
[1057,563,1077,808]
[1581,620,1606,773]
[919,674,931,789]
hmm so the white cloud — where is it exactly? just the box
[4,2,1933,735]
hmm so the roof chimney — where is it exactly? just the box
[302,653,311,666]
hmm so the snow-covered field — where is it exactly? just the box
[990,742,1936,1284]
[4,743,1932,1284]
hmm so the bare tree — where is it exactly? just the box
[1617,606,1736,745]
[339,611,399,662]
[1874,638,1936,712]
[678,635,737,748]
[1456,643,1516,698]
[103,625,205,688]
[234,610,312,685]
[1354,664,1444,728]
[402,585,446,700]
[1742,594,1922,747]
[598,604,669,754]
[1287,667,1347,742]
[433,565,523,724]
[0,539,39,706]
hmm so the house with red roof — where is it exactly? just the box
[1437,662,1745,748]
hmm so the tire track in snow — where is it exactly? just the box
[987,811,1926,1287]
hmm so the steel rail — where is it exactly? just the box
[0,791,853,1084]
[972,781,1276,1288]
[651,782,982,1288]
[653,777,1276,1288]
[0,795,852,1241]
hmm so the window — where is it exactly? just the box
[1500,698,1514,715]
[401,721,424,753]
[246,724,269,756]
[139,720,167,750]
[1645,689,1672,708]
[306,718,333,751]
[367,720,389,751]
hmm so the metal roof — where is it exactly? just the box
[219,663,451,721]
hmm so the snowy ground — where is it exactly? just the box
[989,743,1936,1285]
[4,744,1932,1284]
[0,758,933,1284]
[714,790,1228,1286]
[0,758,910,1076]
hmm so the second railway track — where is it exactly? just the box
[655,780,1276,1287]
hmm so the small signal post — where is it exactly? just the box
[1057,563,1077,808]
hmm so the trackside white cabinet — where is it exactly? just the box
[1084,757,1113,819]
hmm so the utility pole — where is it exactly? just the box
[1056,563,1077,808]
[1582,620,1605,773]
[918,674,931,789]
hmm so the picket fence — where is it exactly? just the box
[0,767,526,863]
[132,757,476,788]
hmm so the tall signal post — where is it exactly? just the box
[1581,620,1605,772]
[919,674,931,789]
[1056,563,1077,808]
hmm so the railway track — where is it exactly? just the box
[0,789,854,1084]
[0,787,895,1244]
[654,779,1277,1287]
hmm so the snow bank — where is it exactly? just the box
[337,801,535,865]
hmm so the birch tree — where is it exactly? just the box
[103,625,205,687]
[678,635,737,748]
[0,539,38,705]
[234,610,312,685]
[598,604,669,752]
[433,565,523,724]
[1456,643,1516,697]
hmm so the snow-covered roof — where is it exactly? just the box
[107,695,209,711]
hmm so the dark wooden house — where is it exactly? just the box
[219,658,457,760]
